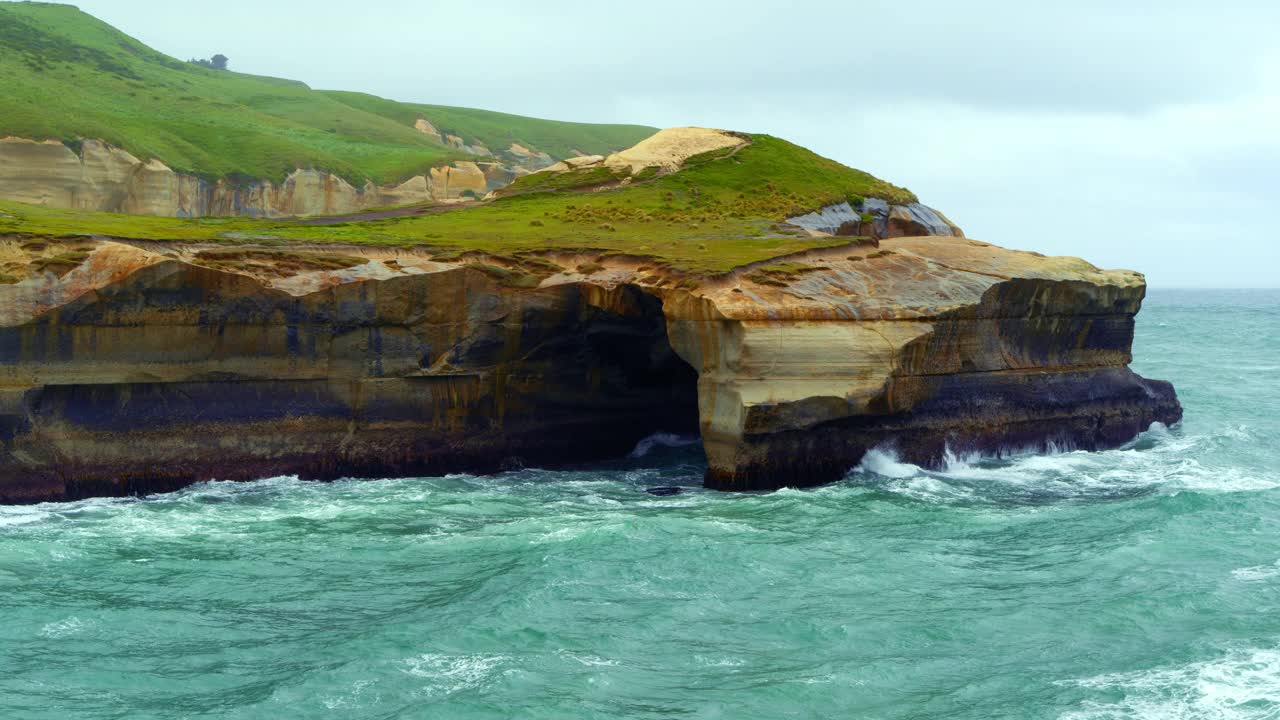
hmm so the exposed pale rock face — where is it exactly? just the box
[0,126,643,218]
[787,200,965,239]
[0,234,1179,503]
[437,133,493,157]
[0,138,132,209]
[508,142,554,166]
[522,128,742,182]
[376,174,434,208]
[0,137,444,218]
[478,163,522,191]
[414,118,441,137]
[564,155,605,168]
[0,136,542,217]
[604,127,744,172]
[429,161,489,200]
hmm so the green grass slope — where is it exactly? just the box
[321,92,654,161]
[0,134,918,274]
[0,2,656,185]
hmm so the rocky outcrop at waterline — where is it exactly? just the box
[0,235,1180,503]
[0,137,531,218]
[667,238,1180,489]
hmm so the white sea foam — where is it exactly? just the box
[1232,562,1280,582]
[850,423,1279,503]
[856,448,921,479]
[629,432,700,458]
[557,650,619,667]
[1061,647,1280,719]
[531,526,588,544]
[696,656,746,668]
[0,494,137,530]
[321,680,377,711]
[888,476,977,503]
[0,507,52,528]
[402,653,509,697]
[39,616,92,638]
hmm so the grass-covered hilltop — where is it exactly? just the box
[0,1,652,185]
[0,2,947,275]
[0,130,932,274]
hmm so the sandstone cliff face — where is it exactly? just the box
[529,127,744,178]
[0,137,529,217]
[663,238,1178,489]
[0,235,1180,502]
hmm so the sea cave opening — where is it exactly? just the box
[542,284,702,466]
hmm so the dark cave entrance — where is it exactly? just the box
[509,284,702,468]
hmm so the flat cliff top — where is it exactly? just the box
[0,3,653,185]
[0,233,1141,328]
[680,236,1144,320]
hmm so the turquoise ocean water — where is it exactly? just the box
[2,288,1278,719]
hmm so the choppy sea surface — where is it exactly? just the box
[2,288,1278,719]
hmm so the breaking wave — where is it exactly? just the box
[850,422,1279,505]
[1061,646,1280,720]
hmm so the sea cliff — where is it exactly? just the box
[0,235,1180,502]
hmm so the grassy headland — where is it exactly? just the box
[0,134,917,274]
[0,2,655,185]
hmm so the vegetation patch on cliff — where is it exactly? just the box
[744,261,825,287]
[501,165,634,195]
[29,249,90,277]
[191,249,366,278]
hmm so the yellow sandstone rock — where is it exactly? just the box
[0,137,438,217]
[604,127,745,173]
[414,118,441,137]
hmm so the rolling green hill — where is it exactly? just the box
[0,2,928,276]
[0,2,656,185]
[320,92,658,163]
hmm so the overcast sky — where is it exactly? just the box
[69,0,1279,287]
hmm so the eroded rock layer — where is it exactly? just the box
[0,138,533,218]
[0,235,1179,502]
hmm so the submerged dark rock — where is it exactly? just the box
[644,486,684,497]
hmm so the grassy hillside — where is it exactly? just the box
[0,2,656,185]
[322,92,655,161]
[0,134,918,274]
